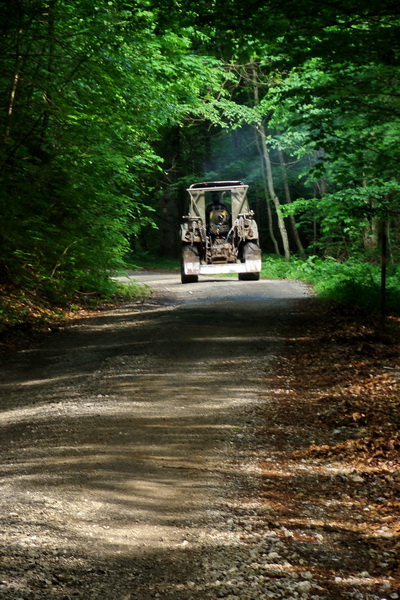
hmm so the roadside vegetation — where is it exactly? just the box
[262,256,400,315]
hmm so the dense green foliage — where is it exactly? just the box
[1,0,399,325]
[0,0,226,300]
[262,255,400,313]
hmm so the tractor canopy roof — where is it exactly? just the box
[186,181,250,222]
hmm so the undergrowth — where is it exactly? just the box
[262,255,400,314]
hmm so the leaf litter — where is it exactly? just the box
[250,298,400,597]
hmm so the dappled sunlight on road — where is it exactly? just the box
[4,275,354,599]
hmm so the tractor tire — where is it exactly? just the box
[238,271,260,281]
[238,242,261,281]
[181,244,199,284]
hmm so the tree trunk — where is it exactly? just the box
[158,128,180,256]
[39,0,56,146]
[254,131,280,254]
[361,179,379,253]
[3,28,23,144]
[363,218,379,252]
[278,148,306,259]
[257,124,290,261]
[251,61,290,261]
[380,220,387,330]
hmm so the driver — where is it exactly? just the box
[206,192,230,235]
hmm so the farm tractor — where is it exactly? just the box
[180,181,261,283]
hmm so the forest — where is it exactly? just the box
[1,0,399,327]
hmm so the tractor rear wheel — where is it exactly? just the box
[181,244,199,284]
[238,242,260,281]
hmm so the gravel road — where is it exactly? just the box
[0,273,327,599]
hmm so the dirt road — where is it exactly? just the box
[0,272,310,599]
